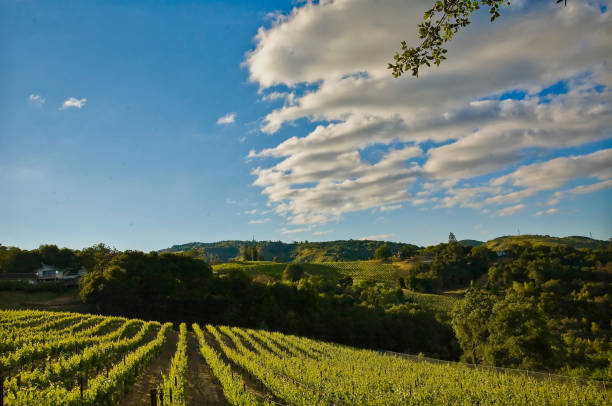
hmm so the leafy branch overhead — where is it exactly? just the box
[389,0,567,78]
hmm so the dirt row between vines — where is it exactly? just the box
[121,327,229,406]
[202,327,283,404]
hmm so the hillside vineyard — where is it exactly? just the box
[1,310,609,405]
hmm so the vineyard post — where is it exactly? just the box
[159,388,164,406]
[150,389,157,406]
[79,375,84,399]
[0,375,4,406]
[16,375,20,388]
[169,387,173,403]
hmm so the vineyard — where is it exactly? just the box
[213,261,405,287]
[1,309,609,405]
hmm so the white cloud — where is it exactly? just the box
[217,112,236,125]
[497,204,525,217]
[249,218,271,224]
[245,0,612,223]
[312,230,332,236]
[225,197,237,204]
[60,97,86,110]
[280,226,312,234]
[550,178,612,204]
[28,94,45,106]
[359,234,391,241]
[536,208,560,216]
[380,204,402,212]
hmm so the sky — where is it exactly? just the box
[1,0,611,251]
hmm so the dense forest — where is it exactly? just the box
[1,236,611,380]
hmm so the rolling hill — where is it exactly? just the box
[486,235,609,250]
[161,240,420,262]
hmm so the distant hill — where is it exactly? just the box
[459,239,484,247]
[161,240,420,262]
[161,235,609,262]
[486,235,609,251]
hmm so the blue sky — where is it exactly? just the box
[1,0,611,251]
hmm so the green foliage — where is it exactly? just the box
[207,325,609,405]
[483,286,559,370]
[79,251,212,317]
[452,243,612,379]
[0,309,172,405]
[389,1,566,78]
[159,323,187,406]
[408,242,493,292]
[0,247,41,273]
[163,240,419,263]
[240,245,263,261]
[373,244,393,260]
[400,245,417,259]
[282,264,304,282]
[82,256,457,358]
[451,286,495,364]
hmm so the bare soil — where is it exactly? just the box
[184,332,228,406]
[120,329,178,406]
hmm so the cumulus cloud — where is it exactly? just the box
[59,97,87,110]
[280,226,312,234]
[536,208,560,216]
[249,218,271,224]
[28,94,45,106]
[217,112,236,125]
[380,204,402,212]
[60,97,86,110]
[497,204,525,217]
[245,0,612,225]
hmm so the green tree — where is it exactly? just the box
[240,245,252,261]
[77,243,117,271]
[389,0,567,77]
[0,247,41,273]
[282,264,304,282]
[451,286,495,363]
[374,244,392,260]
[483,284,559,370]
[400,245,417,260]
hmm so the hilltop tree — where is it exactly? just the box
[374,244,392,260]
[400,245,418,260]
[448,232,457,244]
[389,0,567,77]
